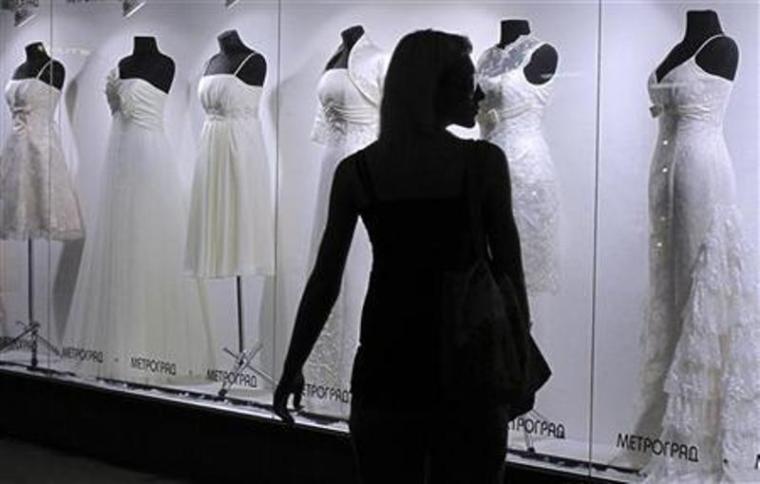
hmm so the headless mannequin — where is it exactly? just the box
[655,10,738,82]
[118,36,175,93]
[498,20,558,85]
[12,42,65,90]
[325,25,364,71]
[204,30,266,87]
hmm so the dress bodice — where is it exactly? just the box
[105,68,166,131]
[312,68,379,146]
[647,36,732,132]
[5,79,60,134]
[476,35,553,139]
[199,75,261,121]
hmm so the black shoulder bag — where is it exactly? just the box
[439,151,551,420]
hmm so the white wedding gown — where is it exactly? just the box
[635,35,760,483]
[185,53,274,278]
[63,69,214,385]
[477,35,560,294]
[305,67,378,416]
[0,63,83,240]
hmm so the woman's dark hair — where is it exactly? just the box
[379,30,473,145]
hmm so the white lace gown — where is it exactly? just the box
[63,69,214,385]
[477,36,560,294]
[635,35,760,483]
[305,68,379,416]
[185,54,274,278]
[0,68,83,240]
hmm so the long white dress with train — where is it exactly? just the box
[305,67,380,416]
[635,35,760,483]
[63,69,214,384]
[477,35,560,294]
[0,64,83,240]
[185,54,274,278]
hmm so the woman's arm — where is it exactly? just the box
[274,157,360,422]
[480,142,531,325]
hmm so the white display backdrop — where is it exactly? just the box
[592,0,760,472]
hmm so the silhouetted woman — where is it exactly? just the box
[274,30,530,484]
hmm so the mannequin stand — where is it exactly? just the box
[0,240,60,369]
[217,276,274,397]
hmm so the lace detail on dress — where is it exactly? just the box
[476,35,542,79]
[641,206,760,483]
[635,38,760,482]
[0,78,83,240]
[476,37,560,293]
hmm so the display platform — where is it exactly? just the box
[0,361,621,484]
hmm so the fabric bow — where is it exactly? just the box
[649,104,665,118]
[11,106,32,132]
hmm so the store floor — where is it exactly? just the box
[0,436,190,484]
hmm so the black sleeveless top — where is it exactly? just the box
[351,145,477,408]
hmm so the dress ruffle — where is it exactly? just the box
[642,206,760,483]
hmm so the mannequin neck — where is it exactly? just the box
[684,10,723,43]
[499,19,530,47]
[25,42,50,63]
[218,30,251,55]
[341,25,364,50]
[133,36,159,57]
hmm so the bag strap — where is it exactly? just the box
[464,142,488,261]
[355,150,376,205]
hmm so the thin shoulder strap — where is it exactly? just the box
[233,52,257,76]
[695,34,726,57]
[36,60,53,80]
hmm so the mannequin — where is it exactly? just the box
[12,42,65,90]
[655,10,738,82]
[325,25,365,70]
[204,30,266,86]
[118,36,175,93]
[499,19,558,85]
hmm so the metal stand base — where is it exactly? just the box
[216,275,274,398]
[217,343,274,398]
[0,240,59,369]
[0,320,59,369]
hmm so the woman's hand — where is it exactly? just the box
[273,370,305,425]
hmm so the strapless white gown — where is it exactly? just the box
[63,69,214,385]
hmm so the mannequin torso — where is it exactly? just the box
[204,30,266,86]
[499,20,557,85]
[655,10,738,82]
[118,36,175,93]
[12,42,65,90]
[325,25,364,70]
